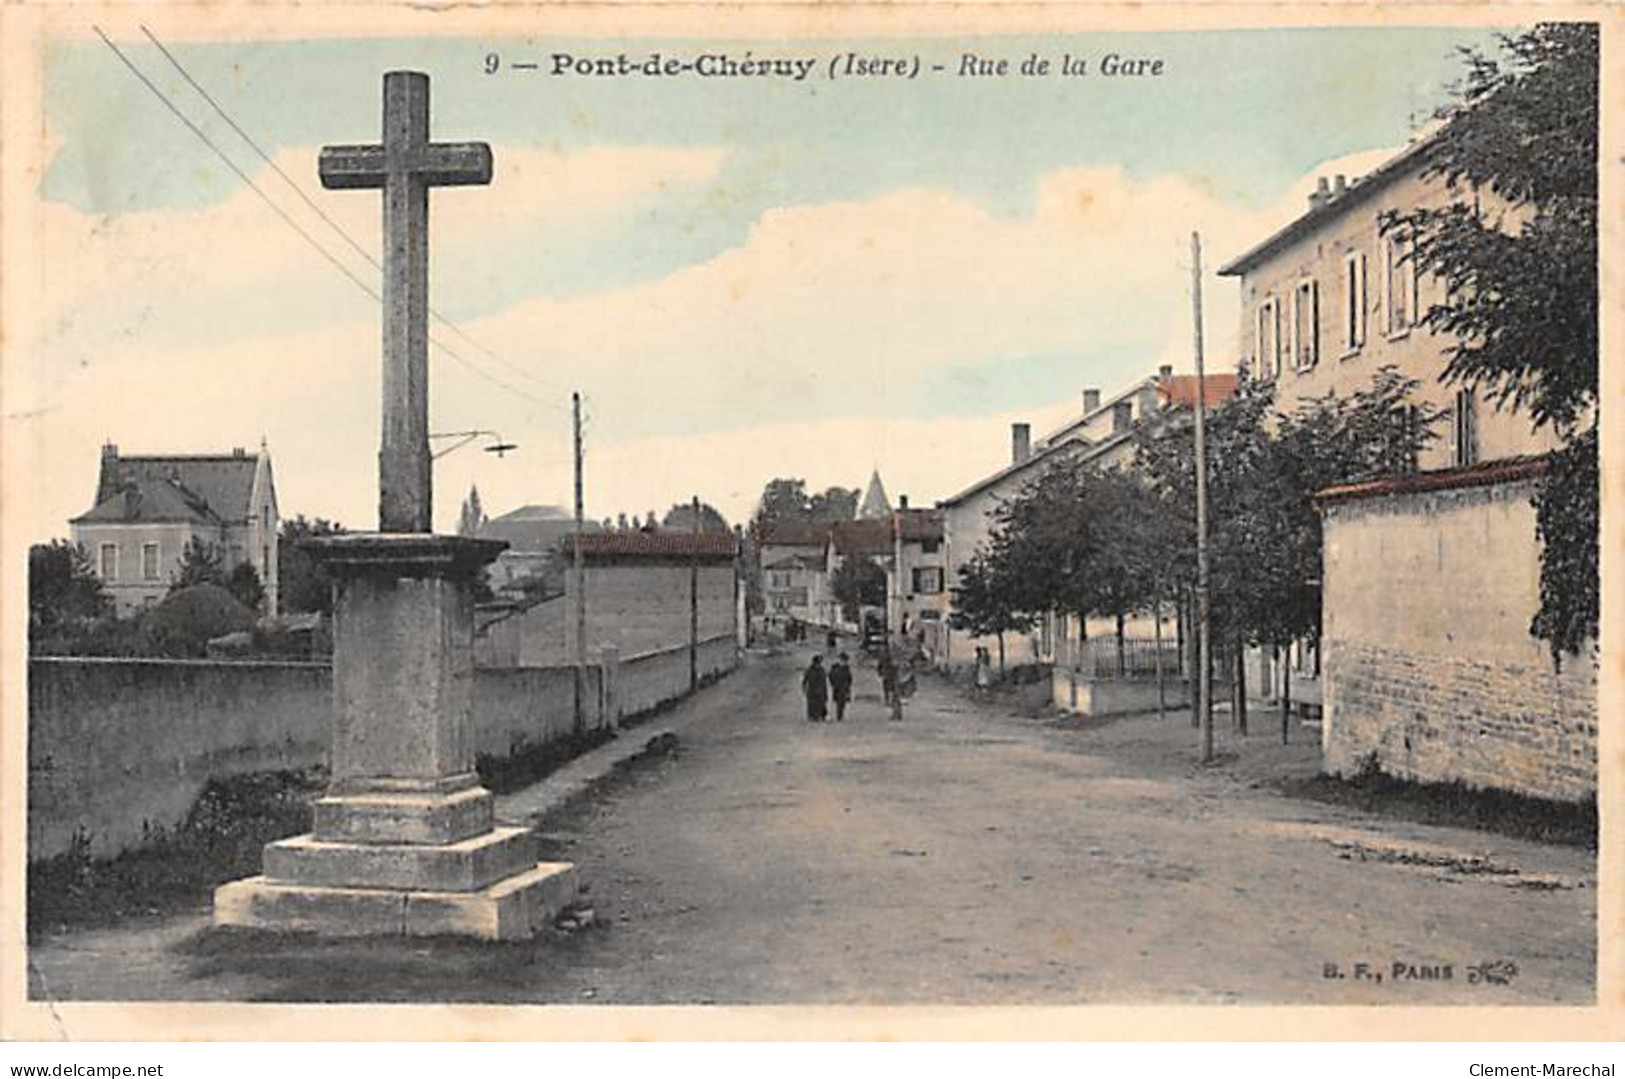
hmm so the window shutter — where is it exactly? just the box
[1310,280,1320,366]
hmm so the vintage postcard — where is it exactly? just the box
[0,0,1617,1041]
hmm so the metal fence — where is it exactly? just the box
[1067,636,1186,680]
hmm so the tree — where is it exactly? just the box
[807,486,859,522]
[662,501,731,534]
[754,478,810,530]
[948,549,1034,672]
[1384,23,1598,654]
[144,584,255,658]
[278,515,346,615]
[28,541,113,638]
[170,537,224,593]
[830,554,886,622]
[457,485,487,537]
[225,562,267,614]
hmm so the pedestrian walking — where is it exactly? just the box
[801,653,829,722]
[975,647,992,696]
[829,652,853,721]
[878,648,903,722]
[826,628,838,653]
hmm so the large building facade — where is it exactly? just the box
[70,442,280,615]
[1219,132,1592,799]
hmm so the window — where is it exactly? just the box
[1383,230,1419,336]
[1255,297,1280,380]
[919,539,941,555]
[261,505,270,532]
[262,545,271,573]
[99,542,118,580]
[1389,405,1422,474]
[1342,251,1367,352]
[141,542,160,581]
[1454,388,1478,468]
[912,567,944,595]
[1292,279,1319,370]
[918,609,941,622]
[769,570,792,589]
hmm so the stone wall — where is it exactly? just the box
[28,657,331,861]
[471,663,604,760]
[1320,476,1597,802]
[611,634,737,721]
[29,636,739,862]
[568,561,736,658]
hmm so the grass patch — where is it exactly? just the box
[28,768,325,938]
[1280,763,1596,851]
[476,728,616,795]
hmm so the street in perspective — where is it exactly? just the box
[16,17,1599,1018]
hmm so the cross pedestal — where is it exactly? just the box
[215,536,577,939]
[213,72,576,940]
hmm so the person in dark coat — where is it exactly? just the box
[828,652,853,721]
[801,654,829,722]
[878,648,903,721]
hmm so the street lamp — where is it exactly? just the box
[428,429,518,460]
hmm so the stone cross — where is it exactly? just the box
[319,71,492,533]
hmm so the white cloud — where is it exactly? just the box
[11,142,1412,542]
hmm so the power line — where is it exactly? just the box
[138,24,570,400]
[95,27,567,414]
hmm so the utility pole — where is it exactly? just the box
[572,392,586,734]
[689,494,700,693]
[1191,231,1214,764]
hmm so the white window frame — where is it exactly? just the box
[1255,296,1280,381]
[1382,229,1419,338]
[1291,278,1320,371]
[913,567,944,595]
[99,542,119,581]
[1342,251,1367,354]
[141,541,160,581]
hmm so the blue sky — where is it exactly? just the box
[22,25,1502,531]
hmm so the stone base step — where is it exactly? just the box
[262,826,536,893]
[213,861,578,941]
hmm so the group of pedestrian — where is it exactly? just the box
[801,645,907,723]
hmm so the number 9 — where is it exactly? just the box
[484,52,500,74]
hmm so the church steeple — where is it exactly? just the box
[857,470,891,520]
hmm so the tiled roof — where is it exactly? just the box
[73,477,221,525]
[1157,373,1239,411]
[764,552,826,571]
[569,531,738,560]
[896,508,944,542]
[1315,455,1552,506]
[479,511,600,553]
[758,519,834,547]
[95,453,260,522]
[831,519,891,555]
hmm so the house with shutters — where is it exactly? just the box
[70,442,280,615]
[1217,127,1591,801]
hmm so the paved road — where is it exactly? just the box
[28,645,1594,1005]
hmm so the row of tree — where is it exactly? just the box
[949,368,1444,707]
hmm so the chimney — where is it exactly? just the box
[1158,364,1173,381]
[899,494,909,511]
[1112,400,1133,434]
[1011,422,1032,465]
[232,446,245,458]
[97,442,120,503]
[1083,388,1101,414]
[1333,174,1347,197]
[1309,176,1331,210]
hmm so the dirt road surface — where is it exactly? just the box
[27,645,1593,1005]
